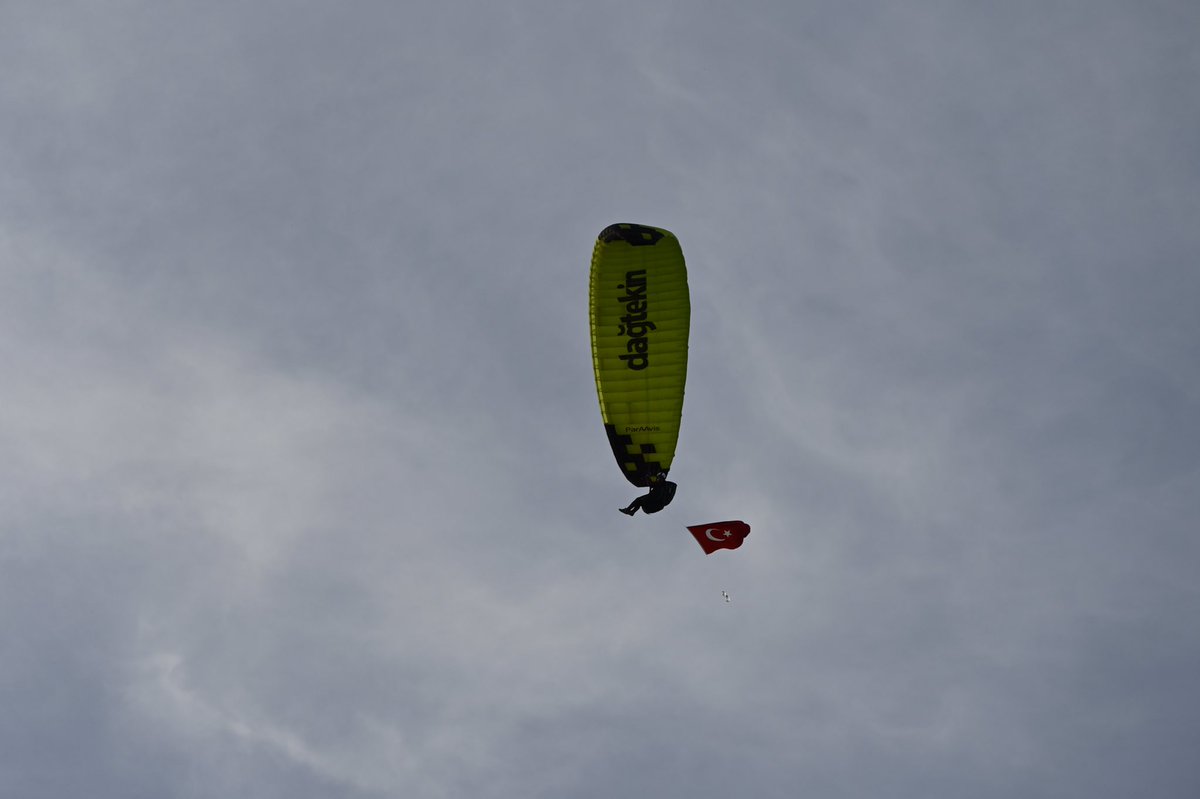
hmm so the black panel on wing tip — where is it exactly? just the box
[598,224,665,246]
[604,424,663,487]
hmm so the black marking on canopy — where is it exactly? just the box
[598,224,665,247]
[604,424,664,487]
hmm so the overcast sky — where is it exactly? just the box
[3,1,1199,797]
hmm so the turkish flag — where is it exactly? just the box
[686,520,750,554]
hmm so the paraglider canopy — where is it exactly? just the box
[589,223,690,489]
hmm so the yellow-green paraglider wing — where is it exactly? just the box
[589,223,690,487]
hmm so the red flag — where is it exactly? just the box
[686,520,750,554]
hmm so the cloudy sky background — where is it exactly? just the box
[3,1,1199,796]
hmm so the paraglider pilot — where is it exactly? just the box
[619,472,677,516]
